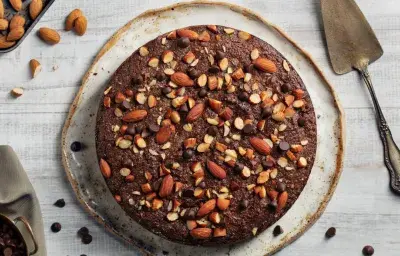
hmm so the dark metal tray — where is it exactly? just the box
[0,0,56,53]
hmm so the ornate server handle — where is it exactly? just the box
[360,67,400,194]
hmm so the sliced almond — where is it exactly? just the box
[251,49,259,60]
[197,74,207,87]
[162,50,174,63]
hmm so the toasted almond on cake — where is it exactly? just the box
[254,57,277,73]
[159,174,174,198]
[190,228,212,239]
[206,160,227,180]
[99,159,111,178]
[122,109,148,122]
[177,29,199,40]
[249,137,271,155]
[171,72,194,87]
[197,199,216,217]
[186,103,205,123]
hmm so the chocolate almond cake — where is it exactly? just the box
[96,25,317,245]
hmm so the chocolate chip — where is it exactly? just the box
[179,104,189,113]
[276,182,286,193]
[148,124,160,133]
[77,227,89,237]
[199,182,206,189]
[70,141,82,152]
[135,125,144,134]
[51,223,61,233]
[188,69,200,79]
[126,124,136,135]
[273,225,284,236]
[243,124,255,135]
[262,159,275,168]
[233,163,244,174]
[268,200,278,210]
[82,234,93,244]
[121,100,132,110]
[362,245,374,256]
[152,179,162,191]
[182,189,194,198]
[239,200,249,210]
[208,65,220,73]
[156,72,167,81]
[198,88,208,98]
[281,83,291,93]
[183,149,194,159]
[262,107,272,118]
[54,199,65,208]
[132,75,143,85]
[162,87,172,95]
[230,181,240,191]
[207,126,219,136]
[298,117,306,127]
[238,92,249,101]
[244,64,255,74]
[122,158,134,168]
[325,227,336,238]
[215,51,225,61]
[278,141,290,151]
[177,37,190,48]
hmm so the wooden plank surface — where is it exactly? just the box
[0,0,400,255]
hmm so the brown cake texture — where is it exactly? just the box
[95,25,317,246]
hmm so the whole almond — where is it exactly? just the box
[206,160,227,179]
[156,125,174,144]
[0,0,3,19]
[254,57,277,73]
[186,103,205,123]
[74,15,87,36]
[249,137,271,155]
[29,0,43,20]
[177,29,199,40]
[39,27,60,45]
[10,15,25,30]
[197,199,216,217]
[190,228,212,239]
[277,191,288,212]
[10,0,22,11]
[122,109,148,122]
[171,72,194,87]
[0,19,8,31]
[100,159,111,178]
[7,26,24,41]
[65,9,83,31]
[29,59,42,78]
[0,36,15,49]
[159,174,174,198]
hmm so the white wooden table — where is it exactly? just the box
[0,0,399,255]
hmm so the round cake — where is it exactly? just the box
[96,25,317,245]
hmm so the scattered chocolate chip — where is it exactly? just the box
[276,182,286,193]
[198,88,208,98]
[199,181,206,189]
[135,125,144,134]
[148,124,160,133]
[233,163,244,174]
[298,117,306,127]
[77,227,89,237]
[362,245,374,256]
[215,51,225,61]
[152,179,162,191]
[121,100,132,110]
[188,69,200,79]
[278,141,290,151]
[177,37,190,48]
[183,149,194,159]
[126,124,136,135]
[207,126,219,136]
[179,104,189,113]
[162,87,172,96]
[122,158,134,168]
[54,199,65,208]
[156,72,167,81]
[238,92,249,101]
[51,222,61,233]
[325,227,336,238]
[243,124,255,135]
[132,75,143,85]
[281,83,291,93]
[273,225,284,236]
[82,234,93,245]
[244,64,255,74]
[162,251,169,255]
[239,199,249,210]
[262,159,275,168]
[230,181,240,191]
[182,189,194,198]
[268,200,278,210]
[208,65,220,73]
[70,141,82,152]
[262,107,272,118]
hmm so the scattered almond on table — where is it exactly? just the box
[65,9,88,36]
[29,59,42,78]
[38,27,60,45]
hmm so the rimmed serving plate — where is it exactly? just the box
[61,1,345,255]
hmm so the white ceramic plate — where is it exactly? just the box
[61,1,344,255]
